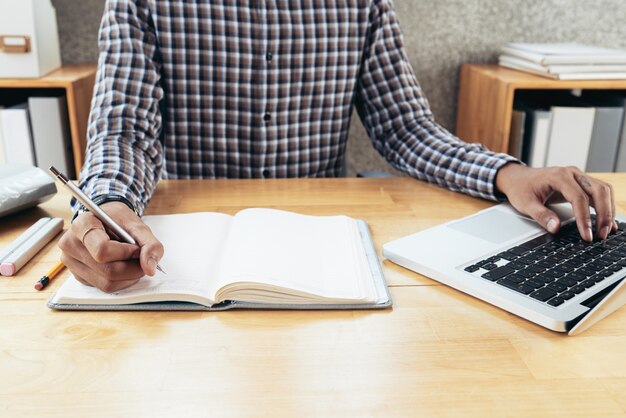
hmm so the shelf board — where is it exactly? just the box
[470,64,626,90]
[0,64,97,88]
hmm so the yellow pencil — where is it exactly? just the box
[34,260,65,291]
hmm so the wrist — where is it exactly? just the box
[495,162,525,198]
[72,194,138,223]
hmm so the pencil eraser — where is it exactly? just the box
[0,262,16,276]
[34,282,44,291]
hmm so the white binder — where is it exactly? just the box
[0,0,61,78]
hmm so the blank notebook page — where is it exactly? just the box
[212,208,374,300]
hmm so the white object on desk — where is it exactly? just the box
[0,0,61,78]
[0,164,57,217]
[0,216,63,276]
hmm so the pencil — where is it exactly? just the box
[34,260,65,291]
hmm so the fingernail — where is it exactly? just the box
[601,226,610,240]
[547,218,558,234]
[587,227,594,242]
[147,257,157,275]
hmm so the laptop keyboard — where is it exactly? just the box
[463,218,626,307]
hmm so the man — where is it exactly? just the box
[60,0,616,292]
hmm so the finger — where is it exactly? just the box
[73,214,140,263]
[61,251,143,292]
[82,229,140,263]
[556,173,593,242]
[73,274,93,287]
[60,252,96,287]
[519,199,561,234]
[577,175,613,240]
[60,234,146,282]
[126,223,165,276]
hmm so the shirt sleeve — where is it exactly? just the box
[74,0,164,215]
[355,0,518,201]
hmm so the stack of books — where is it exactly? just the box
[499,43,626,80]
[508,90,626,173]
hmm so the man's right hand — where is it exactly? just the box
[58,202,164,292]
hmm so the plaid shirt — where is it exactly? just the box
[77,0,517,214]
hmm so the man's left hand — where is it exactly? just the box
[495,163,617,242]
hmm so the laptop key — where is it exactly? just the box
[530,287,558,302]
[558,276,578,287]
[534,260,553,269]
[518,269,537,278]
[481,265,514,281]
[481,263,498,271]
[496,251,517,260]
[534,275,556,284]
[464,265,480,273]
[497,279,535,295]
[577,267,596,277]
[525,265,544,274]
[545,269,565,278]
[547,282,567,292]
[506,261,525,270]
[525,279,545,289]
[592,274,608,283]
[580,279,596,289]
[560,291,575,300]
[547,297,565,307]
[506,273,526,283]
[509,246,530,256]
[567,271,587,282]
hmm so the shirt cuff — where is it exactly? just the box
[70,177,146,216]
[457,151,521,202]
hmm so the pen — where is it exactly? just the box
[48,166,165,274]
[34,260,65,290]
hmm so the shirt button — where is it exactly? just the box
[262,169,270,178]
[266,52,273,62]
[263,112,271,122]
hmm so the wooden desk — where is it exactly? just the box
[1,177,626,417]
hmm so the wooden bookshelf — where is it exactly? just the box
[456,64,626,154]
[0,64,97,176]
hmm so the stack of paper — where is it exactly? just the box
[499,43,626,80]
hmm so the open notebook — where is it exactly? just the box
[49,209,391,311]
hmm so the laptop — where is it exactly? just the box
[382,203,626,335]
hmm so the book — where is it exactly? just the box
[518,105,552,168]
[499,55,626,80]
[545,106,595,169]
[0,103,36,165]
[0,105,5,164]
[585,92,626,173]
[585,105,623,172]
[48,208,391,311]
[28,95,74,178]
[500,55,626,74]
[508,109,526,159]
[501,43,626,65]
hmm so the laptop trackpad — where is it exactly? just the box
[447,209,539,244]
